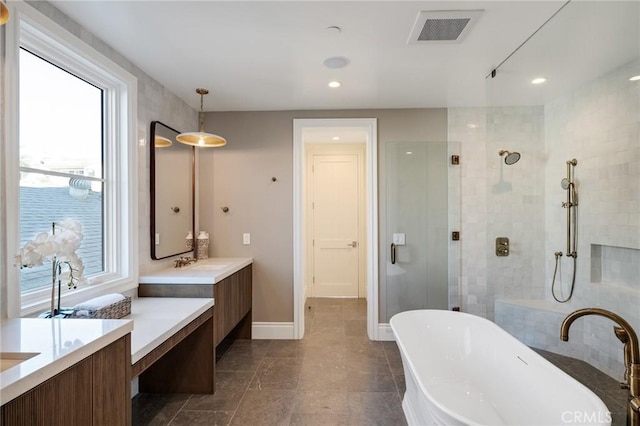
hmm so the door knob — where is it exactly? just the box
[348,241,358,248]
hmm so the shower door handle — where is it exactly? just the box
[391,243,396,264]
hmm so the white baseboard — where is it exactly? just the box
[252,322,296,339]
[377,323,395,341]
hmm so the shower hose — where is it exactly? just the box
[551,252,577,303]
[552,201,578,303]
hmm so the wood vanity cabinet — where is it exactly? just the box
[213,265,252,346]
[1,335,131,426]
[138,265,253,346]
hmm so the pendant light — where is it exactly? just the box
[154,135,172,148]
[1,0,10,26]
[176,88,227,147]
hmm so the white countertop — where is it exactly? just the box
[0,317,133,405]
[138,257,253,285]
[127,297,214,364]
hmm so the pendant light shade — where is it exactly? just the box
[154,135,172,148]
[1,1,10,26]
[176,88,227,148]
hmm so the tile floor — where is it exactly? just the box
[133,298,629,426]
[133,298,406,426]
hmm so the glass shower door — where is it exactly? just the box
[380,141,452,322]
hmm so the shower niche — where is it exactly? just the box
[590,244,640,290]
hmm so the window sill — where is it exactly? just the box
[20,279,138,318]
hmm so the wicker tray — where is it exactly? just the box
[72,296,131,319]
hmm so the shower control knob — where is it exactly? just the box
[495,237,510,257]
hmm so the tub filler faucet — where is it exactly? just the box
[561,308,640,426]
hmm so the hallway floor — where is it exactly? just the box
[133,298,629,426]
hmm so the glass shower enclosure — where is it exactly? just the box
[379,140,459,323]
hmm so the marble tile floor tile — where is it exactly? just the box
[133,298,629,426]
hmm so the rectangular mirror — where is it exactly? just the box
[150,121,194,259]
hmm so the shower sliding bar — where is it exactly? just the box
[562,159,578,257]
[552,158,578,303]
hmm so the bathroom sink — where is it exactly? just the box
[190,264,228,271]
[0,352,39,372]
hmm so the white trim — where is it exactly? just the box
[3,1,138,317]
[4,1,21,319]
[293,118,378,340]
[251,322,296,340]
[377,323,396,341]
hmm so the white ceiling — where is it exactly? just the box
[49,0,569,111]
[487,1,640,106]
[50,1,638,113]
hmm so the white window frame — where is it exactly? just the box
[2,2,138,317]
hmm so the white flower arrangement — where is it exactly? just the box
[15,220,87,316]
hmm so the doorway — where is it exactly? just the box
[306,144,366,298]
[293,118,378,340]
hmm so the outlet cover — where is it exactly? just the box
[243,233,251,245]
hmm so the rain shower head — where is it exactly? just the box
[498,150,521,165]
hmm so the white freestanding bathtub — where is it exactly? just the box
[390,310,611,426]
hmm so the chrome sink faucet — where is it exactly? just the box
[561,308,639,426]
[174,256,196,268]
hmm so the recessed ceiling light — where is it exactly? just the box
[531,77,547,85]
[630,75,640,81]
[323,56,350,69]
[332,136,340,141]
[406,151,413,155]
[328,81,341,88]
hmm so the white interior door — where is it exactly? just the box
[312,154,360,297]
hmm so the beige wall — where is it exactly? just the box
[199,109,447,323]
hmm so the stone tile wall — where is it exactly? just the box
[451,59,640,380]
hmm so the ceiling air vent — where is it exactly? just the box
[408,10,483,44]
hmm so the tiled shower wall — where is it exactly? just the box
[485,106,546,319]
[450,59,640,379]
[543,59,640,378]
[449,106,546,320]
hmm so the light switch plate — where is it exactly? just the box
[155,233,160,245]
[392,233,405,245]
[243,233,251,245]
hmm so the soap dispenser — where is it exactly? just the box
[196,231,209,260]
[185,231,193,250]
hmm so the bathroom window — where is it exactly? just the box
[19,48,105,294]
[4,2,139,316]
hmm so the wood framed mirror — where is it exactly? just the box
[150,121,195,259]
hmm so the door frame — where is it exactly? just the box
[293,118,378,340]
